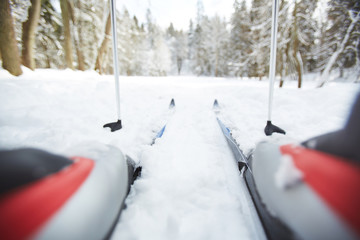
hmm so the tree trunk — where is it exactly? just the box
[295,51,303,88]
[215,49,219,77]
[70,0,85,71]
[21,0,41,70]
[177,57,182,75]
[74,39,85,71]
[279,52,286,88]
[95,13,111,74]
[292,1,302,89]
[279,79,284,88]
[0,0,23,76]
[60,0,74,69]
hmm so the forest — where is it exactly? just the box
[0,0,359,87]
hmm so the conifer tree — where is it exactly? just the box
[230,0,251,77]
[175,30,188,75]
[318,0,360,86]
[291,0,317,88]
[249,0,272,79]
[210,15,230,77]
[188,20,195,62]
[276,0,291,87]
[35,0,64,68]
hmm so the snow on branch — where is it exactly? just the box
[317,8,360,87]
[250,18,271,31]
[349,10,360,22]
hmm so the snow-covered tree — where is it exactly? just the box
[35,0,64,68]
[287,0,318,88]
[277,0,292,87]
[166,23,188,75]
[144,8,171,76]
[187,19,195,68]
[117,9,148,76]
[191,17,212,75]
[146,8,155,49]
[166,23,178,74]
[76,0,107,70]
[130,17,147,76]
[248,0,272,78]
[229,0,251,77]
[9,0,31,49]
[94,12,111,74]
[318,0,360,87]
[196,0,205,26]
[209,15,230,76]
[148,31,171,76]
[188,0,231,77]
[117,9,136,75]
[69,0,85,70]
[175,30,188,75]
[190,0,212,76]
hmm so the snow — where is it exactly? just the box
[0,68,358,239]
[275,154,303,190]
[112,96,254,239]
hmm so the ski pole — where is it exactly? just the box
[104,0,122,132]
[264,0,285,136]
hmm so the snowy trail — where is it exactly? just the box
[112,98,256,240]
[1,70,357,239]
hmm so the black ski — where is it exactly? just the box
[213,99,297,240]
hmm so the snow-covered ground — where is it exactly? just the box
[0,68,358,239]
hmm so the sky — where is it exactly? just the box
[117,0,238,30]
[51,0,329,31]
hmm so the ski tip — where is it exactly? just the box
[169,98,175,109]
[264,121,286,136]
[213,99,219,109]
[213,99,221,113]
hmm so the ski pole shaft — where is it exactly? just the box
[264,0,285,136]
[110,0,121,121]
[267,0,279,121]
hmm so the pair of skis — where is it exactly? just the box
[130,98,251,183]
[126,98,269,239]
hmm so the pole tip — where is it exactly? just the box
[104,119,122,132]
[265,121,286,136]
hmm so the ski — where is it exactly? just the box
[213,99,251,172]
[213,98,352,240]
[128,98,176,181]
[213,99,288,240]
[150,98,175,144]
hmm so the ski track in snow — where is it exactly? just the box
[112,97,253,240]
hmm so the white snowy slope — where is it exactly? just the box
[0,68,359,239]
[215,79,359,155]
[0,68,171,162]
